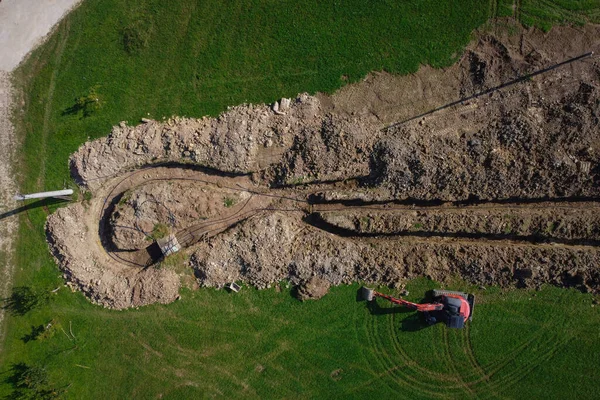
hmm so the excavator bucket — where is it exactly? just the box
[361,286,375,301]
[431,289,469,299]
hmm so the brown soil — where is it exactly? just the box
[316,203,600,243]
[110,180,250,250]
[47,22,600,308]
[0,71,19,345]
[296,277,330,301]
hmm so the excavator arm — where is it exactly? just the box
[366,289,444,312]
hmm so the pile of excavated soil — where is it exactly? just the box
[47,203,180,309]
[71,94,375,191]
[48,22,600,308]
[110,180,249,250]
[191,212,600,293]
[297,277,330,301]
[71,24,600,201]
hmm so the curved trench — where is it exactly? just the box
[94,163,600,269]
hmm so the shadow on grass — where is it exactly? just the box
[2,287,48,317]
[21,325,45,344]
[61,103,83,117]
[2,363,65,400]
[4,363,36,390]
[400,313,429,332]
[0,198,66,221]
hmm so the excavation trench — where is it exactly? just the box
[95,164,600,269]
[45,23,600,308]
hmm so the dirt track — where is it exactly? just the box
[47,22,600,308]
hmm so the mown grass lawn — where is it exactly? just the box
[2,0,600,398]
[2,280,599,399]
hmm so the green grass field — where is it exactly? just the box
[2,280,600,399]
[3,0,600,398]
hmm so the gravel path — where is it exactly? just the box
[0,70,17,350]
[0,0,82,352]
[0,0,82,71]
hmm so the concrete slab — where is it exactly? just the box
[0,0,82,71]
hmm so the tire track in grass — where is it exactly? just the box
[484,334,572,393]
[441,328,476,397]
[380,313,465,398]
[489,0,498,20]
[539,0,588,21]
[347,308,394,395]
[466,329,559,392]
[366,310,436,397]
[384,308,492,395]
[489,0,499,34]
[38,20,70,190]
[471,329,546,381]
[357,307,564,397]
[514,0,521,22]
[366,311,408,395]
[440,329,562,395]
[461,323,503,398]
[384,312,553,394]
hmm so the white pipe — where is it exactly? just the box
[14,189,73,201]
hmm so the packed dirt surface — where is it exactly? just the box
[0,0,83,71]
[110,180,250,250]
[0,71,19,346]
[48,22,600,308]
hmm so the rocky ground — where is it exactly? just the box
[110,180,250,250]
[47,22,600,308]
[0,70,18,345]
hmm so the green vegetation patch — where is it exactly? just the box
[1,281,599,398]
[149,222,169,240]
[4,0,600,398]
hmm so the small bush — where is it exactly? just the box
[22,320,59,343]
[7,363,65,399]
[7,363,48,393]
[63,85,103,118]
[121,18,153,54]
[223,197,236,208]
[150,223,169,240]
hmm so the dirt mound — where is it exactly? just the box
[191,212,363,289]
[296,277,331,301]
[71,94,330,190]
[317,205,600,242]
[374,89,599,201]
[110,180,248,250]
[46,204,180,309]
[190,211,600,293]
[47,22,600,308]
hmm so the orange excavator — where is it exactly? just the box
[361,287,475,329]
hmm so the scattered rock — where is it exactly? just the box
[296,277,331,301]
[330,369,343,381]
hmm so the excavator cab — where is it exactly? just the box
[425,290,475,328]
